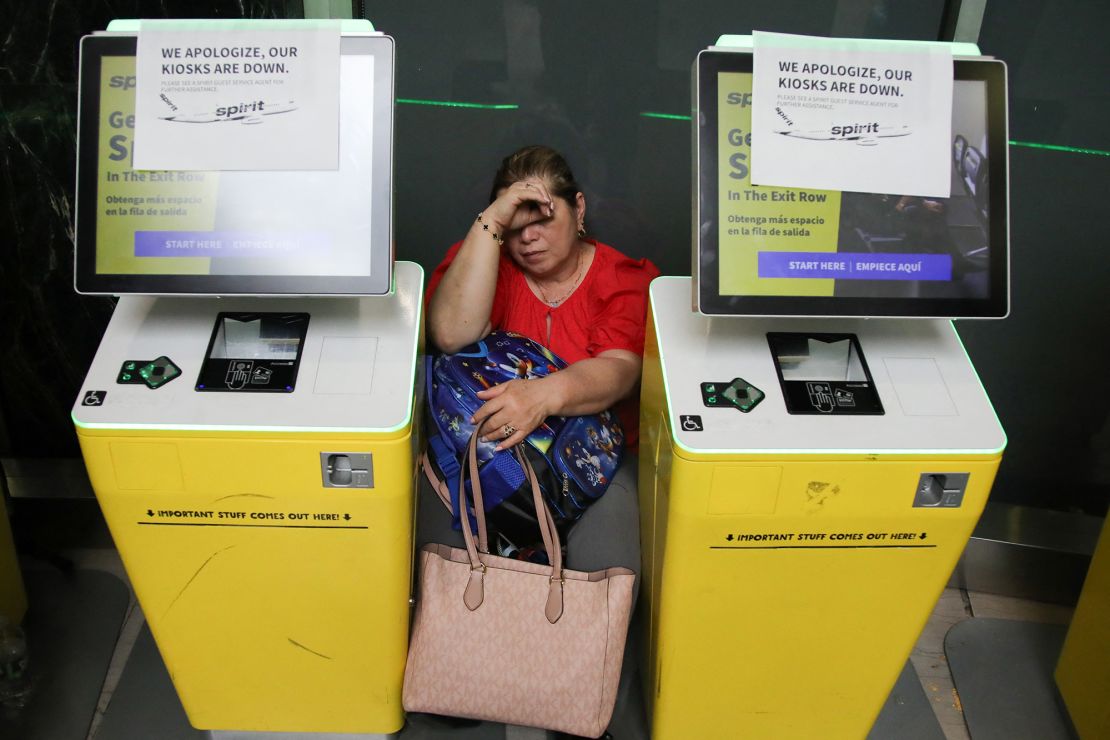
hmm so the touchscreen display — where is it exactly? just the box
[75,35,393,295]
[696,51,1008,318]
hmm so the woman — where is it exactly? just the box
[428,145,657,449]
[420,144,656,736]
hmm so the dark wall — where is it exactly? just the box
[0,1,301,459]
[377,0,946,277]
[3,0,1106,515]
[961,0,1110,514]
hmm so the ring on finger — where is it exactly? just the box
[502,424,516,438]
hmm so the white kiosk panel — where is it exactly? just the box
[653,276,1005,455]
[72,261,421,433]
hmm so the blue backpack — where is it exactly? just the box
[424,331,625,548]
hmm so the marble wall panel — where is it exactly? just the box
[0,1,301,459]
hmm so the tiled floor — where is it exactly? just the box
[908,588,1074,740]
[65,545,1074,740]
[63,548,141,740]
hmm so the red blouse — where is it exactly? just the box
[427,239,660,448]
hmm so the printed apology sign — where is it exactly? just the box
[750,31,953,198]
[133,20,341,171]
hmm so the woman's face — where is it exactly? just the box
[500,177,585,278]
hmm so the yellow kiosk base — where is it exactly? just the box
[72,263,423,734]
[78,430,414,734]
[640,278,1004,739]
[1056,514,1110,738]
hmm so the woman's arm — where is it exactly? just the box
[427,179,556,353]
[472,349,641,449]
[426,220,500,353]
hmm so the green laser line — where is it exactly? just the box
[640,111,693,121]
[1009,140,1110,157]
[396,98,518,110]
[395,101,1110,156]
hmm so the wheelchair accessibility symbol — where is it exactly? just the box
[82,390,106,406]
[680,415,704,432]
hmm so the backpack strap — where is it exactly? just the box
[424,352,468,519]
[424,433,527,518]
[422,446,478,534]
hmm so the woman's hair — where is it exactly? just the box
[489,145,582,205]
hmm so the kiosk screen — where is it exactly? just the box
[75,34,394,295]
[695,50,1009,318]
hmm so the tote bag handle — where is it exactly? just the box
[458,419,566,623]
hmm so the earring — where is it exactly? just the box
[577,222,586,238]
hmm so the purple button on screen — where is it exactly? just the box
[134,231,330,257]
[758,252,953,281]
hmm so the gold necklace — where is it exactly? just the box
[534,245,584,306]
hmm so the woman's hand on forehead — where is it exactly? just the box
[486,177,556,233]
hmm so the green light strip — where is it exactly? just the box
[1009,140,1110,157]
[395,102,1108,156]
[640,111,692,121]
[396,98,518,110]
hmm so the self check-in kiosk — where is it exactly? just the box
[71,22,420,735]
[639,40,1008,738]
